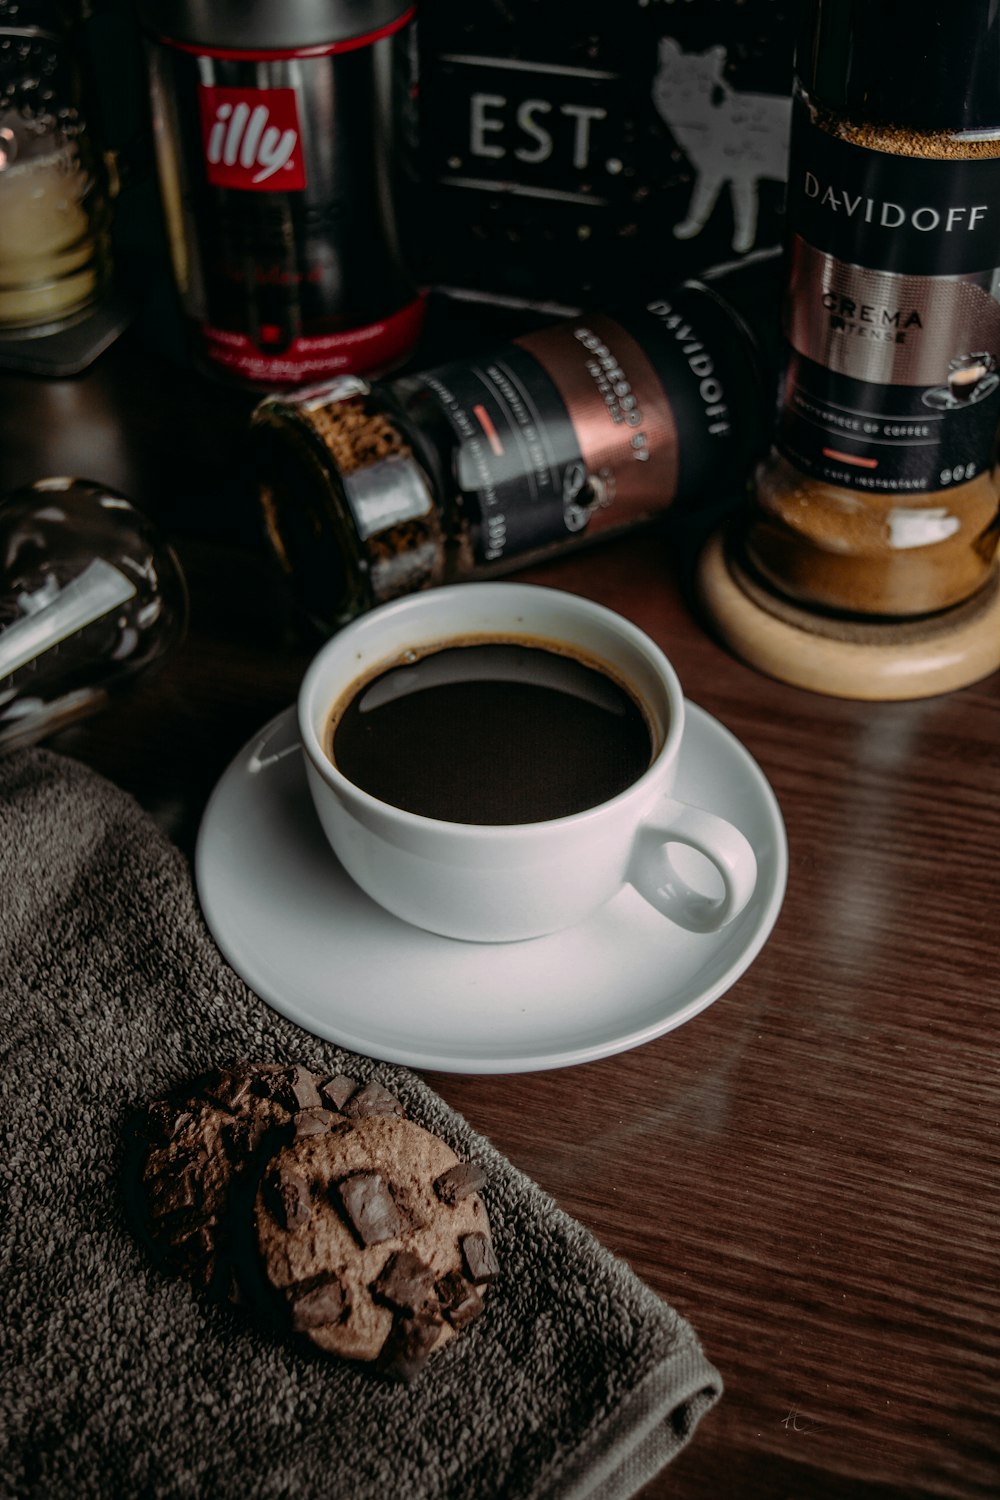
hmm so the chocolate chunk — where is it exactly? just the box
[342,1081,404,1120]
[433,1162,486,1205]
[293,1107,336,1138]
[143,1140,208,1185]
[148,1164,201,1218]
[225,1113,271,1159]
[206,1068,254,1112]
[268,1168,311,1230]
[436,1270,484,1330]
[373,1251,436,1314]
[336,1172,403,1246]
[289,1274,347,1331]
[318,1073,357,1112]
[249,1063,286,1098]
[275,1063,323,1112]
[224,1268,245,1306]
[380,1314,442,1383]
[461,1232,499,1285]
[162,1216,218,1287]
[168,1222,217,1286]
[168,1220,214,1263]
[142,1102,193,1143]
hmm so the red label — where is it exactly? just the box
[197,294,427,385]
[197,85,306,192]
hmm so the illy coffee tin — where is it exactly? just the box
[137,0,425,388]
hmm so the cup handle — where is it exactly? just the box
[627,798,758,933]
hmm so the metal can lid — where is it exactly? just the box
[135,0,413,55]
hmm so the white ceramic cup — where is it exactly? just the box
[298,582,757,943]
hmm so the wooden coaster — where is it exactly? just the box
[696,529,1000,700]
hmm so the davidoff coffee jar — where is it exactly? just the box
[749,0,1000,616]
[249,258,778,633]
[136,0,424,389]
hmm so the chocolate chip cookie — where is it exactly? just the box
[255,1114,494,1379]
[134,1060,332,1296]
[131,1065,495,1378]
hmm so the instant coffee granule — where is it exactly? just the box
[750,456,1000,616]
[257,387,446,620]
[823,116,1000,161]
[307,401,405,470]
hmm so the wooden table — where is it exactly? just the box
[2,314,997,1500]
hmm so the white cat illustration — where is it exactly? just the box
[652,37,791,254]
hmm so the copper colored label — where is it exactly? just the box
[786,236,1000,387]
[515,314,678,532]
[777,232,1000,491]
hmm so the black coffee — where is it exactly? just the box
[327,640,653,824]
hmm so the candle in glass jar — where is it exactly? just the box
[0,138,98,329]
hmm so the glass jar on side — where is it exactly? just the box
[250,259,778,634]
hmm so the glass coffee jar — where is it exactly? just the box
[748,0,1000,617]
[249,259,778,633]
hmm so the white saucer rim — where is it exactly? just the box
[195,703,788,1074]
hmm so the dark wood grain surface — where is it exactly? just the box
[2,318,997,1500]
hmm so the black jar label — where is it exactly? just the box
[776,96,1000,494]
[415,296,742,564]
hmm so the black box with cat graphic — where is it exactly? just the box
[409,0,795,307]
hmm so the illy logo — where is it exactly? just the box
[198,85,306,191]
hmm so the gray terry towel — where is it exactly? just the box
[0,747,722,1500]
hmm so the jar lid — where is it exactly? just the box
[798,0,1000,133]
[135,0,413,54]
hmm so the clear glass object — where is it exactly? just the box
[0,478,188,751]
[0,0,113,335]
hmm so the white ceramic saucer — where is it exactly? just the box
[195,704,787,1074]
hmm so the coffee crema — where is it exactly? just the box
[326,638,654,825]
